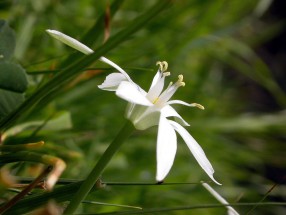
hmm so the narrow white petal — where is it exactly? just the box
[46,29,93,55]
[149,71,161,89]
[167,100,195,106]
[156,115,177,181]
[99,56,133,83]
[147,71,168,102]
[161,105,190,126]
[169,121,221,185]
[98,73,128,91]
[202,183,239,215]
[167,100,205,110]
[116,81,153,106]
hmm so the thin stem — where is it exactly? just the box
[64,120,135,214]
[87,202,286,215]
[0,166,52,214]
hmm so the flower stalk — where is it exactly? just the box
[64,120,134,214]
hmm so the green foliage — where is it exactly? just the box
[0,1,285,214]
[0,20,15,61]
[0,20,27,120]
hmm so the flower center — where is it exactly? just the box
[146,61,170,102]
[154,74,185,107]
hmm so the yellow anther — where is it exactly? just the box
[175,75,185,87]
[191,103,205,110]
[163,72,170,76]
[156,61,168,72]
[156,61,163,71]
[162,61,168,71]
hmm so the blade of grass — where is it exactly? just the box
[246,183,277,215]
[4,179,201,214]
[63,120,134,214]
[89,202,286,215]
[59,0,125,69]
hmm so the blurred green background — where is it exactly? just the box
[0,0,285,214]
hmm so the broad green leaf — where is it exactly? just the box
[0,21,28,121]
[0,20,15,61]
[0,61,28,93]
[0,89,24,120]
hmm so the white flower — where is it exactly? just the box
[202,182,239,215]
[101,61,220,184]
[46,29,220,184]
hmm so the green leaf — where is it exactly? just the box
[0,89,24,120]
[0,21,28,121]
[0,20,15,61]
[0,61,28,93]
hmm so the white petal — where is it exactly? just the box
[167,100,195,106]
[202,183,239,215]
[132,108,160,130]
[46,29,93,55]
[167,100,205,110]
[98,73,128,91]
[116,81,153,106]
[149,70,161,89]
[169,121,221,185]
[227,209,240,215]
[156,115,177,181]
[147,71,167,102]
[99,56,133,83]
[161,105,190,126]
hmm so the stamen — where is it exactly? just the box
[162,61,168,71]
[176,75,185,87]
[167,81,173,89]
[156,61,168,72]
[163,72,170,77]
[190,103,205,110]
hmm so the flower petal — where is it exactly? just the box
[116,81,153,106]
[161,105,190,126]
[99,56,133,83]
[156,115,177,181]
[149,71,161,90]
[98,73,128,91]
[169,120,221,185]
[46,29,93,55]
[167,100,205,110]
[147,71,168,102]
[132,108,160,130]
[202,182,239,215]
[167,100,194,106]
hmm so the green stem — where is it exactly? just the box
[64,120,135,214]
[0,166,52,214]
